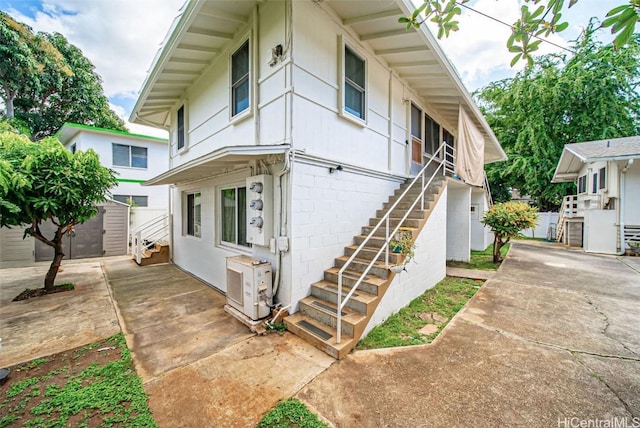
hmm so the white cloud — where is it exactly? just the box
[6,0,184,100]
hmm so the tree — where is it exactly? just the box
[475,29,640,210]
[0,130,117,291]
[482,202,538,263]
[403,0,640,66]
[0,12,126,139]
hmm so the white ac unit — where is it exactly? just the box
[226,255,272,320]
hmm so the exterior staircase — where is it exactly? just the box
[132,214,170,266]
[284,175,447,359]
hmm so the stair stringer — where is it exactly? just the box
[285,178,448,359]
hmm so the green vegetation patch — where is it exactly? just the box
[0,333,156,428]
[357,277,482,350]
[446,243,510,271]
[257,399,328,428]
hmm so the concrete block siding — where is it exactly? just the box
[289,162,402,312]
[364,187,448,335]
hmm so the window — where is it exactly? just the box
[592,172,598,193]
[599,167,606,190]
[443,129,455,165]
[578,175,587,194]
[112,143,147,168]
[70,144,76,154]
[424,114,440,156]
[186,192,201,238]
[221,187,248,247]
[343,45,366,120]
[177,105,185,151]
[231,41,250,116]
[113,195,148,207]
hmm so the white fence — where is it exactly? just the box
[521,212,559,239]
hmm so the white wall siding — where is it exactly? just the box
[446,184,471,261]
[288,161,401,312]
[363,187,447,334]
[520,212,559,239]
[624,161,640,226]
[470,189,489,251]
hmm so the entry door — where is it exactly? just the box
[34,209,104,261]
[410,103,423,175]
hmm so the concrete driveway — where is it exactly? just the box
[298,242,640,427]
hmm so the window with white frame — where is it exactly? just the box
[577,175,587,194]
[231,41,250,117]
[599,167,606,190]
[424,114,441,156]
[592,171,598,193]
[186,192,201,238]
[220,186,248,247]
[343,44,366,120]
[113,195,148,207]
[112,143,147,168]
[177,105,185,151]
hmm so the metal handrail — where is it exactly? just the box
[483,170,493,207]
[336,141,450,344]
[133,214,169,264]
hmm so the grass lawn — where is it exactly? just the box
[0,333,156,428]
[357,277,483,350]
[257,399,328,428]
[446,243,511,271]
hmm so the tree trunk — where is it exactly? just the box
[2,86,16,118]
[44,241,65,291]
[493,237,503,264]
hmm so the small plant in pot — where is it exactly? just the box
[389,230,416,273]
[628,241,640,255]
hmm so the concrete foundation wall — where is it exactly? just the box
[521,212,559,239]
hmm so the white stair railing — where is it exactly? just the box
[336,141,450,344]
[483,170,493,207]
[132,214,169,264]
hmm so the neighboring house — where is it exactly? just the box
[552,136,640,254]
[56,123,170,230]
[130,0,506,357]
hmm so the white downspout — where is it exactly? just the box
[618,158,634,255]
[253,4,260,146]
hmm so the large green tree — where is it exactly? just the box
[404,0,640,66]
[0,12,125,139]
[0,130,118,291]
[475,29,640,210]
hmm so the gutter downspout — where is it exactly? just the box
[253,4,260,146]
[618,158,634,255]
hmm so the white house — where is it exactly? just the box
[130,0,506,358]
[552,136,640,254]
[56,123,170,229]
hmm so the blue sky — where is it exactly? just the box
[1,0,621,137]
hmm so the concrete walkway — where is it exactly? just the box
[0,257,121,368]
[298,241,640,426]
[102,258,334,428]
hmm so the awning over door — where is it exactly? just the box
[143,144,289,186]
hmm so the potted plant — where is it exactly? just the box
[389,230,416,273]
[628,241,640,255]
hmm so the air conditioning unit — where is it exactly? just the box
[226,255,272,320]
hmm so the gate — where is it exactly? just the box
[35,209,104,261]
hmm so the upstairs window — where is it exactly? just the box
[599,167,606,190]
[578,175,587,194]
[343,45,366,120]
[424,114,441,156]
[592,172,598,193]
[112,143,147,168]
[177,105,185,151]
[113,195,148,207]
[231,41,250,117]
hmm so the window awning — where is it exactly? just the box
[144,144,289,186]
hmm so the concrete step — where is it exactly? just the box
[311,280,377,315]
[368,217,421,228]
[324,267,386,296]
[387,191,436,205]
[344,245,402,264]
[334,256,389,280]
[398,177,446,190]
[375,208,427,219]
[382,200,432,211]
[137,244,170,266]
[299,296,366,338]
[361,225,418,238]
[284,313,355,359]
